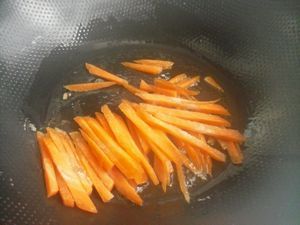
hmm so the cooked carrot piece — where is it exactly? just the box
[121,62,162,75]
[122,83,146,95]
[154,79,199,96]
[204,154,213,176]
[109,167,143,206]
[218,140,243,164]
[136,93,229,115]
[204,76,224,92]
[154,113,245,143]
[70,132,114,191]
[101,105,158,185]
[140,103,231,127]
[133,125,151,155]
[64,82,116,92]
[75,147,114,202]
[140,80,177,97]
[168,73,187,83]
[85,63,128,85]
[177,76,200,88]
[175,164,190,203]
[137,110,226,162]
[55,169,75,207]
[83,117,145,182]
[55,129,93,195]
[133,59,174,69]
[185,144,203,171]
[36,132,58,197]
[95,112,115,139]
[125,118,146,154]
[74,117,114,170]
[43,135,97,213]
[153,156,168,192]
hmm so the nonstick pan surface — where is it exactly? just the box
[0,1,300,225]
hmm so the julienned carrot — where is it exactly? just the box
[177,76,200,88]
[204,76,224,92]
[55,129,93,195]
[42,135,97,213]
[140,80,177,97]
[122,83,146,95]
[153,156,168,192]
[133,59,174,70]
[55,169,75,207]
[136,93,229,115]
[69,132,114,191]
[75,147,114,202]
[36,132,59,197]
[83,117,145,183]
[64,82,116,92]
[125,117,146,154]
[138,110,226,162]
[140,103,231,127]
[85,63,128,85]
[154,113,245,143]
[185,144,203,171]
[95,112,115,139]
[154,79,199,96]
[74,117,114,170]
[101,105,159,185]
[121,62,163,75]
[109,167,143,206]
[218,140,243,164]
[168,73,187,84]
[176,164,190,203]
[133,125,150,155]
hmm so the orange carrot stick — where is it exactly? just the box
[121,62,162,75]
[95,112,115,139]
[168,73,187,83]
[204,76,224,92]
[43,135,97,213]
[74,117,114,170]
[122,83,146,95]
[185,144,203,171]
[64,82,116,92]
[218,140,243,164]
[136,93,228,115]
[101,105,158,185]
[55,169,75,207]
[109,167,143,206]
[154,113,245,143]
[176,164,190,203]
[177,76,200,88]
[125,118,145,154]
[132,124,151,155]
[36,132,59,197]
[154,79,199,96]
[85,63,128,85]
[140,80,177,97]
[153,156,169,192]
[133,59,174,70]
[137,110,226,162]
[140,103,231,127]
[69,132,114,191]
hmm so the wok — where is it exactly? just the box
[0,0,299,225]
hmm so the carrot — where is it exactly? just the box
[83,117,145,182]
[55,129,93,195]
[168,73,187,84]
[136,93,229,115]
[140,103,231,127]
[218,140,243,164]
[121,62,162,75]
[153,113,245,143]
[74,117,114,170]
[204,154,213,176]
[109,167,143,206]
[64,82,116,92]
[204,76,224,92]
[175,164,190,203]
[69,132,114,191]
[122,83,146,95]
[101,105,158,185]
[128,179,137,189]
[137,110,226,162]
[85,63,128,85]
[154,79,199,96]
[95,112,115,139]
[36,132,59,197]
[185,144,203,171]
[176,76,200,88]
[125,117,146,154]
[153,156,169,192]
[140,80,177,97]
[133,59,174,69]
[42,135,97,213]
[75,147,114,202]
[132,124,151,155]
[55,169,75,207]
